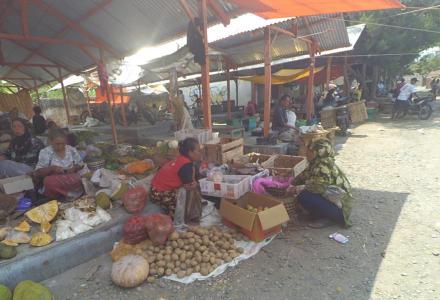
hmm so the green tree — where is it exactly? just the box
[347,0,440,98]
[409,52,440,75]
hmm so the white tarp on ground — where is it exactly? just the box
[164,201,277,284]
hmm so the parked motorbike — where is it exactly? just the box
[393,94,434,120]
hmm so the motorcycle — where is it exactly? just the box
[393,94,434,120]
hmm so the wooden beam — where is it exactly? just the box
[200,0,211,129]
[306,42,317,121]
[58,67,71,125]
[269,25,312,45]
[1,62,58,68]
[207,0,230,26]
[0,32,97,48]
[226,67,231,120]
[119,86,127,127]
[0,77,34,80]
[263,27,271,137]
[20,0,29,36]
[31,0,121,58]
[179,0,195,21]
[33,79,40,105]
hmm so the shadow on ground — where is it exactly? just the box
[45,188,409,300]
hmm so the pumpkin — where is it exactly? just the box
[13,280,52,300]
[30,232,53,247]
[111,255,149,288]
[0,284,12,300]
[15,220,31,232]
[0,243,17,259]
[124,160,153,174]
[25,200,58,226]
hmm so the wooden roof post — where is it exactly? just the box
[306,42,317,122]
[33,79,41,106]
[263,27,272,137]
[57,67,71,125]
[226,66,231,121]
[119,86,127,127]
[325,56,333,90]
[200,0,211,129]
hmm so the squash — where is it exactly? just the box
[0,243,17,259]
[0,284,12,300]
[124,160,153,174]
[30,232,53,247]
[14,220,31,232]
[111,255,149,288]
[25,200,58,225]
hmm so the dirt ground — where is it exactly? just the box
[44,106,440,300]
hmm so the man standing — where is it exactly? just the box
[393,77,418,119]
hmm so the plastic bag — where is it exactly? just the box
[174,188,187,227]
[323,185,346,209]
[123,215,148,245]
[122,187,147,214]
[185,189,202,224]
[144,213,174,245]
[55,220,76,241]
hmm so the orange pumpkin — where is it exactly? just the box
[125,160,153,174]
[111,255,149,288]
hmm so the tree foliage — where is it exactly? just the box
[409,52,440,75]
[349,0,440,75]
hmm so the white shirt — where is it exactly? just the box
[397,83,417,101]
[286,110,297,127]
[36,145,83,170]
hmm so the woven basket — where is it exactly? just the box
[279,197,297,220]
[265,186,288,198]
[347,100,368,124]
[320,108,337,129]
[87,159,105,171]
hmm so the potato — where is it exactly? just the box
[236,247,244,254]
[171,241,178,248]
[147,276,156,283]
[169,231,179,241]
[194,242,201,249]
[147,256,155,264]
[187,232,195,239]
[183,245,190,251]
[195,265,201,273]
[164,254,171,262]
[154,246,161,253]
[180,263,187,270]
[186,251,194,259]
[199,245,207,252]
[216,252,223,259]
[200,268,209,276]
[156,253,164,260]
[176,261,181,267]
[195,250,202,257]
[190,260,198,267]
[165,269,173,276]
[188,245,195,252]
[216,258,222,265]
[186,268,193,276]
[166,262,174,269]
[171,253,179,261]
[195,255,202,263]
[175,248,183,255]
[222,253,230,261]
[157,267,165,276]
[173,267,180,273]
[188,238,195,244]
[208,265,214,273]
[224,255,232,262]
[177,271,186,278]
[202,251,210,257]
[209,257,217,264]
[179,253,187,262]
[211,236,219,242]
[212,264,218,270]
[177,239,185,248]
[202,255,210,263]
[157,260,166,267]
[149,268,157,275]
[165,247,173,255]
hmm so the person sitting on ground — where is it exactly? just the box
[32,106,47,135]
[393,77,418,119]
[0,118,44,178]
[272,94,299,142]
[289,139,352,228]
[32,129,84,201]
[150,138,201,218]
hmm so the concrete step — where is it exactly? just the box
[0,203,160,288]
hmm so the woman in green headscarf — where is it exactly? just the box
[291,139,352,228]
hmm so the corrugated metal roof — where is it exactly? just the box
[141,15,350,82]
[0,0,241,88]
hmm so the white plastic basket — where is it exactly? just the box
[175,128,213,144]
[199,175,251,199]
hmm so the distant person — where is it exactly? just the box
[44,120,78,147]
[272,94,298,142]
[245,99,257,116]
[393,77,418,119]
[323,83,338,107]
[32,106,47,135]
[9,107,27,121]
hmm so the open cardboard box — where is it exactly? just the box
[219,192,289,242]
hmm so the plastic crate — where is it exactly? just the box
[199,175,251,199]
[174,128,213,144]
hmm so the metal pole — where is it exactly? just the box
[57,67,71,125]
[200,0,211,128]
[263,27,272,137]
[226,67,231,120]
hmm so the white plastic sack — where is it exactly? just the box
[64,207,89,222]
[84,117,100,127]
[173,188,187,228]
[96,206,111,222]
[71,220,93,235]
[55,220,76,241]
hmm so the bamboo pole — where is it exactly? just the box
[263,27,272,137]
[306,43,316,121]
[57,67,71,125]
[226,67,231,120]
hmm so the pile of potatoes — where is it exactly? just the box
[142,225,246,282]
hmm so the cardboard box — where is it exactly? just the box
[261,155,308,177]
[219,192,289,242]
[0,175,34,195]
[199,175,250,199]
